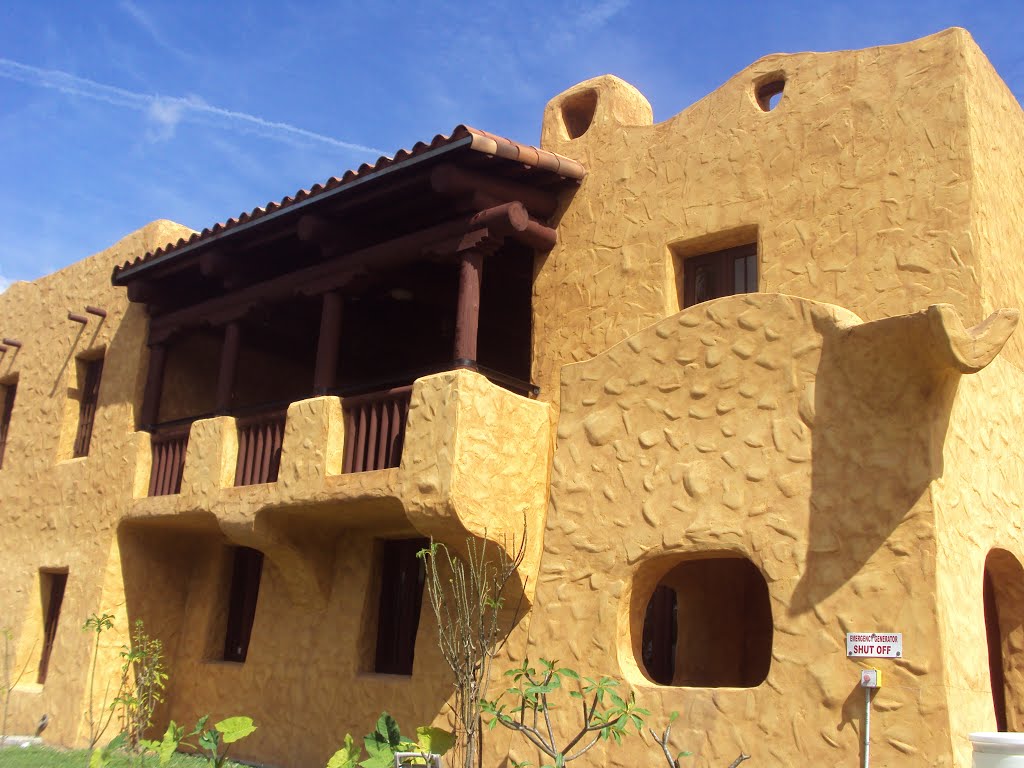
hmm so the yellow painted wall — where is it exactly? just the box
[1,25,1023,768]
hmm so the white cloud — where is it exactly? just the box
[0,275,12,294]
[118,0,196,63]
[577,0,631,30]
[0,57,384,157]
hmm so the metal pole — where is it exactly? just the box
[863,685,871,768]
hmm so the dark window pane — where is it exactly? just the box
[38,571,68,684]
[746,254,757,293]
[694,265,715,304]
[374,538,428,675]
[224,547,263,662]
[642,585,678,685]
[0,381,17,469]
[73,357,104,458]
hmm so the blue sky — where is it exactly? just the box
[1,1,1022,289]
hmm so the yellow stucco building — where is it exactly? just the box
[2,27,1023,767]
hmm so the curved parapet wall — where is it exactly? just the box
[519,292,1015,768]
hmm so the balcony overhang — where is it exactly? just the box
[111,125,584,323]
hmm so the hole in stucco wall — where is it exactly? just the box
[638,556,772,687]
[37,568,68,685]
[754,74,785,112]
[560,89,598,139]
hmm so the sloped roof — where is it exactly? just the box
[112,125,584,283]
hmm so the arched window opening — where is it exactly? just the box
[983,549,1024,731]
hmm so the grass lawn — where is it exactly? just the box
[0,745,246,767]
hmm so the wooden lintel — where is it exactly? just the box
[148,204,538,337]
[431,163,559,218]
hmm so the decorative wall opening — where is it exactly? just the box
[0,376,17,469]
[372,538,428,675]
[223,547,263,663]
[37,569,68,684]
[983,549,1024,731]
[754,74,786,112]
[560,89,599,139]
[639,556,772,687]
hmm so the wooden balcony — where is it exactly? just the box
[148,422,190,496]
[128,369,550,606]
[234,409,287,486]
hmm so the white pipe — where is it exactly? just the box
[863,686,872,768]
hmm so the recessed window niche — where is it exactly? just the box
[638,556,772,688]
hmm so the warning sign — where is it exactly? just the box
[846,632,902,658]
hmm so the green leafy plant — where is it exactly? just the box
[2,626,35,748]
[649,711,692,767]
[89,732,127,768]
[82,613,119,761]
[417,531,526,768]
[142,715,256,768]
[649,712,750,768]
[114,619,168,752]
[481,659,647,767]
[324,713,453,768]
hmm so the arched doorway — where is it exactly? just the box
[983,549,1024,731]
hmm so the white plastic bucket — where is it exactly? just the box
[970,733,1024,767]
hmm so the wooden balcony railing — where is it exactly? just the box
[149,423,190,496]
[234,410,287,486]
[342,386,412,473]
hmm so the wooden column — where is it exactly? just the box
[453,249,483,363]
[313,291,343,394]
[140,343,167,428]
[216,320,242,413]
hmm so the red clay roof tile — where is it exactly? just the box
[112,126,584,281]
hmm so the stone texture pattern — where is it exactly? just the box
[518,293,1011,768]
[532,28,1020,419]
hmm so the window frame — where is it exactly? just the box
[38,569,69,685]
[0,379,17,469]
[72,356,105,458]
[682,243,758,308]
[373,538,428,675]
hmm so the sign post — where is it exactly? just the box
[847,632,901,768]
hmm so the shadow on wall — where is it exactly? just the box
[790,312,961,615]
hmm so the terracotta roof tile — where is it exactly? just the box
[112,126,584,281]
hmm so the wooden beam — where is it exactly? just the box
[140,343,167,427]
[453,249,483,362]
[149,203,551,338]
[313,291,343,393]
[430,163,559,218]
[215,321,242,413]
[297,214,337,247]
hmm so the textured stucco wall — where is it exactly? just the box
[0,220,195,746]
[513,294,1009,768]
[532,28,1004,413]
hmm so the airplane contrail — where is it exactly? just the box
[0,57,385,156]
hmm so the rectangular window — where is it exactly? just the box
[223,547,263,663]
[374,538,428,675]
[73,357,104,458]
[0,380,16,469]
[38,570,68,684]
[683,243,758,308]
